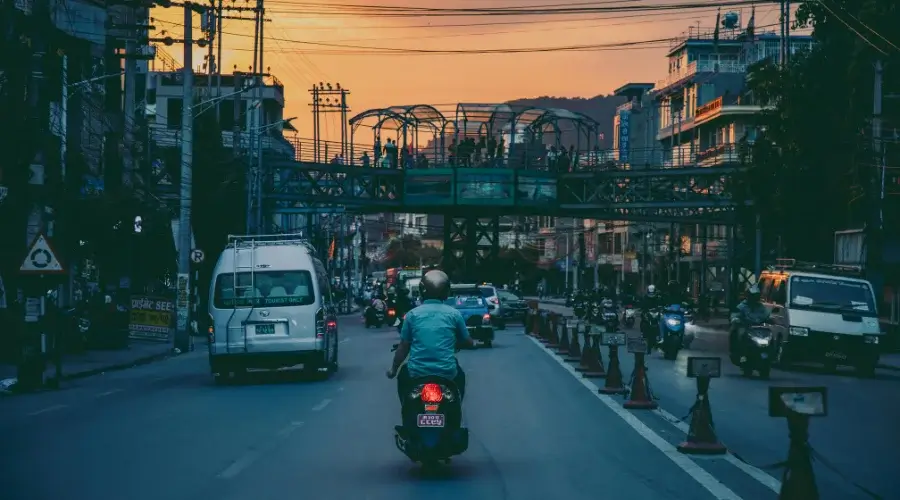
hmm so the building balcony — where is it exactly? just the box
[658,97,762,141]
[655,60,747,94]
[661,143,748,168]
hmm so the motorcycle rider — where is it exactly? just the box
[729,284,771,360]
[387,270,475,402]
[639,285,664,349]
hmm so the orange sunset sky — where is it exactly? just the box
[150,0,794,143]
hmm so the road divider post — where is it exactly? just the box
[579,325,607,378]
[623,337,657,409]
[769,386,827,499]
[598,332,627,394]
[677,356,727,455]
[563,318,580,362]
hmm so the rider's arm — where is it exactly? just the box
[453,311,475,348]
[391,314,413,373]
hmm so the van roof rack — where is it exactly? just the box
[225,233,317,253]
[767,258,864,277]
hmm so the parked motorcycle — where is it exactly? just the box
[660,303,687,360]
[392,344,469,469]
[573,298,587,319]
[600,299,619,331]
[640,307,661,353]
[729,318,773,379]
[588,300,602,324]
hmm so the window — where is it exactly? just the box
[789,276,876,316]
[213,271,315,308]
[498,290,520,301]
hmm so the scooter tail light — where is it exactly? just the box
[420,383,443,403]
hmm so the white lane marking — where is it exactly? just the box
[276,421,305,438]
[311,399,332,412]
[95,389,124,398]
[220,421,306,479]
[651,408,782,493]
[218,450,263,479]
[27,404,67,416]
[528,337,744,500]
[339,338,350,344]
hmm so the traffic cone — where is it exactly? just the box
[539,313,551,344]
[564,323,580,361]
[555,318,570,355]
[576,328,592,370]
[677,377,727,455]
[623,352,658,409]
[547,314,561,347]
[528,311,540,337]
[598,345,626,395]
[579,333,607,378]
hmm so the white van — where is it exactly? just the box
[759,260,883,375]
[208,234,339,383]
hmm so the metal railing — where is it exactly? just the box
[656,59,748,91]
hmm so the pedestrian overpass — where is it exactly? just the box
[264,103,753,291]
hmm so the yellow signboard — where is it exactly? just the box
[129,296,174,342]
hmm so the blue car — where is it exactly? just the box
[446,288,495,348]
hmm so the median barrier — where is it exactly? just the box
[677,357,727,455]
[623,337,657,409]
[579,326,607,378]
[598,332,627,394]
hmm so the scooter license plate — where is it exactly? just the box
[417,414,445,428]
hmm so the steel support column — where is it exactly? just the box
[442,217,500,282]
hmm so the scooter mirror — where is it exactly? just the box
[391,343,399,352]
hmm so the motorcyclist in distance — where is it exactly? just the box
[387,270,475,401]
[730,284,771,359]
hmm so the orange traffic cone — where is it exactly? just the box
[555,319,570,355]
[575,328,592,370]
[677,377,727,455]
[598,345,626,395]
[528,310,540,337]
[579,333,607,378]
[564,323,580,361]
[538,313,551,344]
[546,313,560,348]
[623,351,658,409]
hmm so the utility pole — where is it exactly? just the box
[309,83,351,163]
[245,0,261,234]
[255,0,265,233]
[868,60,884,304]
[215,0,224,121]
[175,2,195,353]
[232,72,242,154]
[123,17,137,189]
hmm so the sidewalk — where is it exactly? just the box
[0,340,173,392]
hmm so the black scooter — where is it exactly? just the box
[573,299,587,319]
[392,344,470,469]
[365,306,385,328]
[729,319,773,379]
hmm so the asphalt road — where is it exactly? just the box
[537,301,900,500]
[0,312,896,500]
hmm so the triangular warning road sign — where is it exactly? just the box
[20,233,66,274]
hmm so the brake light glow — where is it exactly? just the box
[326,320,337,329]
[388,309,396,316]
[421,383,443,403]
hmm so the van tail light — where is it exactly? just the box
[316,310,326,339]
[208,314,215,342]
[420,383,443,403]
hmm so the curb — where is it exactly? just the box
[877,363,900,372]
[61,350,175,382]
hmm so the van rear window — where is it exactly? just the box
[214,271,315,308]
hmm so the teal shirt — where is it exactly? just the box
[400,299,471,379]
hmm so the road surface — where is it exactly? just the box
[0,312,895,500]
[536,301,900,500]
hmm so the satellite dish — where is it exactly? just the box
[722,12,740,30]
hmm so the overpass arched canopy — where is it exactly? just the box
[453,103,599,136]
[349,104,449,134]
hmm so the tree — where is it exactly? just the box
[382,235,440,268]
[741,0,900,261]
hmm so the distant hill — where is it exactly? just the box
[506,95,627,149]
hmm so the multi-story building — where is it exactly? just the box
[598,23,814,296]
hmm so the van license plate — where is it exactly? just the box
[417,414,445,428]
[825,351,847,360]
[255,324,275,335]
